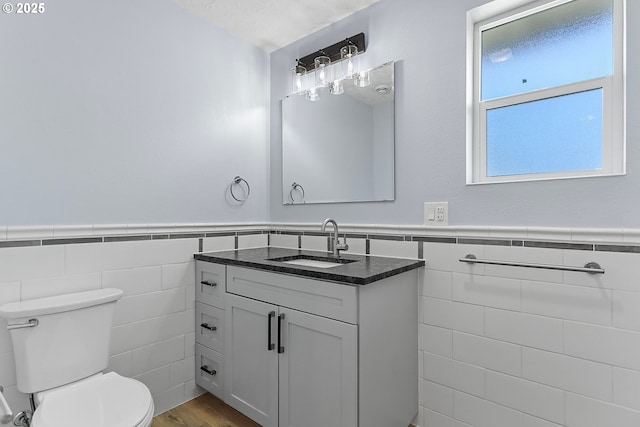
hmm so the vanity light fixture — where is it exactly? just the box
[290,33,366,98]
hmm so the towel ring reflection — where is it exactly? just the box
[230,176,250,202]
[289,182,305,204]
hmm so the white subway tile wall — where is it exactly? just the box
[300,234,328,252]
[344,237,367,255]
[202,235,235,252]
[269,232,299,248]
[0,235,223,416]
[1,225,640,426]
[238,233,268,249]
[296,230,640,427]
[370,238,418,259]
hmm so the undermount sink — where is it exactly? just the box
[268,254,357,269]
[281,259,344,268]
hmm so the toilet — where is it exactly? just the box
[0,288,154,427]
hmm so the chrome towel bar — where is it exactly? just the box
[459,254,605,274]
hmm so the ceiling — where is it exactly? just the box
[169,0,383,52]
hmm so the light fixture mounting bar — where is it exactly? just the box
[298,33,366,72]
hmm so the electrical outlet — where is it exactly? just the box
[424,202,449,226]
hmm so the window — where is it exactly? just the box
[467,0,625,184]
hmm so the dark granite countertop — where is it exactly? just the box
[194,247,424,286]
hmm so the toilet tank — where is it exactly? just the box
[0,288,123,393]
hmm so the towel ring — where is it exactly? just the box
[230,176,250,202]
[289,182,305,204]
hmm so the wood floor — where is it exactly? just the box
[152,392,417,427]
[152,393,261,427]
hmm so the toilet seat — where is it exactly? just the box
[31,372,154,427]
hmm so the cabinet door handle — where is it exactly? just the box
[200,365,216,376]
[277,313,285,354]
[267,311,275,351]
[200,323,217,332]
[201,280,217,287]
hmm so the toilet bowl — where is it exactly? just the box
[0,288,155,427]
[31,372,154,427]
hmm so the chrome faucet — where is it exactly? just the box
[321,218,349,257]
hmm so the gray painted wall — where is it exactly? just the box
[270,0,640,228]
[1,0,270,225]
[2,0,637,229]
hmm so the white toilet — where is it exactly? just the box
[0,288,154,427]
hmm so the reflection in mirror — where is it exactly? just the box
[282,62,395,204]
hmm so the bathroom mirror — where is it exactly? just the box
[282,61,395,204]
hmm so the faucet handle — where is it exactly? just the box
[337,235,349,252]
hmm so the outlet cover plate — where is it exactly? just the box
[424,202,449,226]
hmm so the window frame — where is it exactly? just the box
[466,0,626,185]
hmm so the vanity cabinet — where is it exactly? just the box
[194,249,421,427]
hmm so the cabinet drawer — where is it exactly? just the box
[195,343,224,399]
[227,266,357,324]
[196,261,226,309]
[195,302,225,353]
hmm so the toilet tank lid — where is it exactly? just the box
[0,288,123,320]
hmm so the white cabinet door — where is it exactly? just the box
[278,307,358,427]
[225,294,279,427]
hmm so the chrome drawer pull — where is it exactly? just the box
[200,323,217,332]
[200,365,216,376]
[201,280,217,287]
[7,319,38,330]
